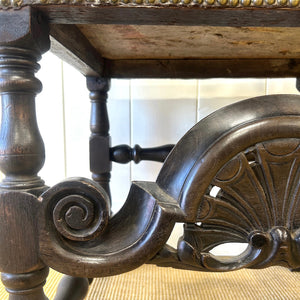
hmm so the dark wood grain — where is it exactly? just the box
[107,59,300,79]
[87,77,112,202]
[111,144,174,164]
[0,192,45,274]
[1,267,49,300]
[39,6,300,79]
[38,6,300,27]
[0,8,50,191]
[0,7,51,299]
[158,95,300,216]
[0,7,49,52]
[50,24,104,77]
[39,178,185,277]
[38,95,300,277]
[1,4,300,299]
[152,95,300,271]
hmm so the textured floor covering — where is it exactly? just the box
[0,264,299,299]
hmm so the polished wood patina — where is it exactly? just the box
[0,2,300,299]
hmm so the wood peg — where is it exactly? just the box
[110,144,175,164]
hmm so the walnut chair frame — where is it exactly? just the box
[0,4,300,300]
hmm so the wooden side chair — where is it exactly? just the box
[0,2,300,299]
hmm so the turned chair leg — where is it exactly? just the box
[54,276,91,300]
[0,8,93,300]
[51,77,112,300]
[0,7,50,300]
[87,76,112,203]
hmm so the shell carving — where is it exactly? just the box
[178,138,300,271]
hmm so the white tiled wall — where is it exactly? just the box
[131,79,198,183]
[36,54,66,185]
[197,78,267,121]
[35,52,300,253]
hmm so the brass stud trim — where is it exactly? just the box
[1,0,300,9]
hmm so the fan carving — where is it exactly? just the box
[174,138,300,271]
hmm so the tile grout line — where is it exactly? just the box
[129,79,133,183]
[61,61,68,179]
[196,79,200,123]
[265,78,269,95]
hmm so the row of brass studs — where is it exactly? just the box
[1,0,299,8]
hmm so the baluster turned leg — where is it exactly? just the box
[0,7,50,300]
[87,77,112,203]
[53,78,112,300]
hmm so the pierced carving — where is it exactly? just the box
[152,95,300,272]
[177,139,300,271]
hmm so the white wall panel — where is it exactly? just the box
[108,79,131,213]
[62,62,90,179]
[36,52,66,186]
[130,79,198,247]
[130,79,198,182]
[197,78,267,121]
[266,78,299,95]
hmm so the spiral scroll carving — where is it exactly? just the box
[39,179,182,278]
[40,178,110,242]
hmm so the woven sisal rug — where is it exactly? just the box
[0,264,299,299]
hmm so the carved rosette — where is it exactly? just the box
[178,139,300,271]
[154,94,300,271]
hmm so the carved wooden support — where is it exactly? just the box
[0,192,49,299]
[0,7,50,300]
[87,77,112,202]
[0,8,49,193]
[151,94,300,271]
[38,177,185,277]
[1,6,299,300]
[110,144,174,164]
[1,267,49,300]
[38,95,300,279]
